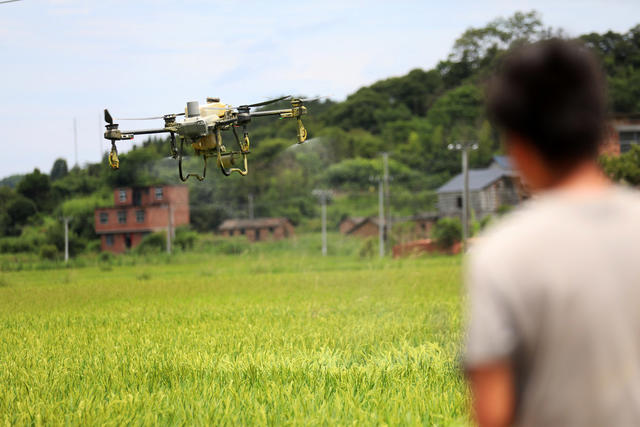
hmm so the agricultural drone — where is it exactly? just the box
[103,96,311,181]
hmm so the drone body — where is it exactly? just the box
[104,96,309,181]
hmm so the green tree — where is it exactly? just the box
[17,169,52,212]
[5,196,37,235]
[50,158,69,181]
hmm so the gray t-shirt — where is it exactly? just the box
[465,186,640,427]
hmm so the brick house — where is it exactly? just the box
[95,185,189,253]
[601,114,640,156]
[340,217,381,238]
[218,218,294,242]
[341,213,439,240]
[339,217,365,234]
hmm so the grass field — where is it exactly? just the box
[0,246,469,425]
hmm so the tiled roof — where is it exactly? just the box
[437,169,514,194]
[218,217,291,231]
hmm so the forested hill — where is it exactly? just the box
[1,11,639,252]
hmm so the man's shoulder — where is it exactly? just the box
[471,199,552,262]
[471,186,640,266]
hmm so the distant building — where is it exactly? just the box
[408,212,439,238]
[339,217,365,235]
[218,217,294,242]
[340,212,439,240]
[601,114,640,156]
[94,186,189,253]
[437,156,523,219]
[340,217,381,238]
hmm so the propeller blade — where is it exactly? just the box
[298,96,330,102]
[104,109,113,125]
[240,95,292,109]
[117,116,164,121]
[115,113,185,121]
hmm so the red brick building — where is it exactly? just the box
[218,218,294,242]
[95,186,189,253]
[601,114,640,156]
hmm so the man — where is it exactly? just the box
[465,39,640,426]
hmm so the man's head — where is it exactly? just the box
[487,39,607,190]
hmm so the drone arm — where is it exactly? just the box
[249,109,293,118]
[250,105,308,143]
[124,128,172,136]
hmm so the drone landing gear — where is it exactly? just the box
[178,137,206,182]
[216,127,249,176]
[109,141,119,169]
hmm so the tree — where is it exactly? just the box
[5,196,37,235]
[17,169,52,211]
[50,158,69,181]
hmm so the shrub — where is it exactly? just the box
[432,217,461,250]
[39,244,59,260]
[359,237,377,258]
[98,251,114,262]
[206,236,250,255]
[135,232,166,254]
[0,236,36,253]
[173,228,198,251]
[86,240,101,253]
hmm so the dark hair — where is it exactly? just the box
[487,39,607,167]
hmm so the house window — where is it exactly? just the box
[255,229,261,241]
[456,196,463,209]
[117,211,127,224]
[155,187,163,200]
[620,130,640,153]
[119,189,127,203]
[136,210,145,223]
[106,235,114,246]
[99,212,108,224]
[240,228,245,235]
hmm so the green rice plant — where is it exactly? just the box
[0,253,469,425]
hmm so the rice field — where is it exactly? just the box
[0,253,469,425]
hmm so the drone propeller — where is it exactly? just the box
[238,95,292,109]
[115,112,185,121]
[297,96,330,102]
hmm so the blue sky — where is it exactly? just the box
[1,0,639,177]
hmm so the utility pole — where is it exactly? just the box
[369,175,385,258]
[73,117,78,168]
[378,179,384,258]
[166,204,173,254]
[448,141,478,251]
[63,216,72,263]
[382,152,391,243]
[312,189,332,256]
[248,193,254,219]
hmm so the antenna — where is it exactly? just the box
[73,118,78,167]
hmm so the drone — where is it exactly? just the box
[104,96,310,181]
